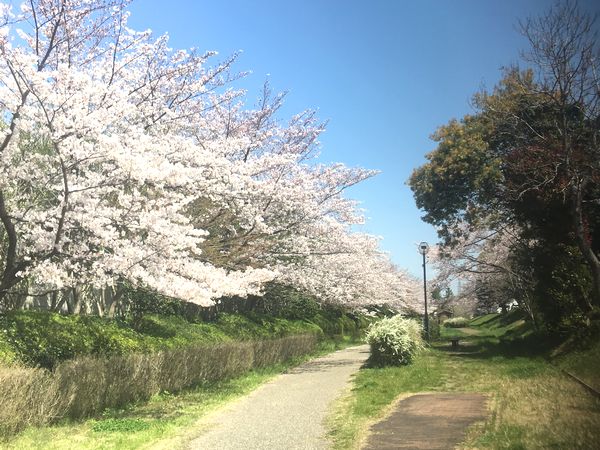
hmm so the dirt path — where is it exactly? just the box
[363,393,488,450]
[186,345,370,450]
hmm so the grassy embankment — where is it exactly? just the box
[327,310,600,449]
[2,339,353,450]
[0,308,368,449]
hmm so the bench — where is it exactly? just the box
[450,338,460,349]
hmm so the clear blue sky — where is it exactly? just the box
[128,0,600,277]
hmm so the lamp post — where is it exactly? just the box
[418,241,430,340]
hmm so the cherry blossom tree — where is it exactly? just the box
[0,0,273,307]
[0,0,412,313]
[429,224,539,322]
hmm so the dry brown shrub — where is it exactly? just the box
[0,332,319,437]
[0,365,62,435]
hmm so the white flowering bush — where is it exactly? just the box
[443,317,470,328]
[365,315,425,366]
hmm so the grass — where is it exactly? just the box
[327,312,600,449]
[556,346,600,392]
[327,349,446,449]
[0,304,370,437]
[0,311,325,369]
[1,336,358,450]
[1,369,275,450]
[552,324,600,393]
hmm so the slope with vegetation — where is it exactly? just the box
[0,286,374,440]
[327,310,600,449]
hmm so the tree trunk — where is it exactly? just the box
[107,284,125,318]
[50,291,59,311]
[103,287,114,317]
[66,286,81,314]
[0,194,22,303]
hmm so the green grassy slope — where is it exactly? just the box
[328,310,600,450]
[0,309,363,369]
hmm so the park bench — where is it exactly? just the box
[450,338,460,349]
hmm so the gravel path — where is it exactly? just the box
[187,345,370,450]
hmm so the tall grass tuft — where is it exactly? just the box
[0,333,318,435]
[443,317,470,328]
[0,365,62,436]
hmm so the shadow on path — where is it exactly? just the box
[286,351,370,374]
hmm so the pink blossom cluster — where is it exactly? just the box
[0,0,419,310]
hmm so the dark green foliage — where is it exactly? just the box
[310,310,358,337]
[133,314,231,347]
[427,318,440,340]
[0,311,143,368]
[216,313,322,340]
[0,310,322,369]
[526,244,594,333]
[502,241,595,334]
[349,312,374,331]
[91,418,150,433]
[409,67,600,332]
[0,302,367,369]
[120,282,375,341]
[251,283,321,320]
[121,282,353,328]
[122,285,194,324]
[408,116,503,242]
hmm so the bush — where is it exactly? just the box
[257,284,321,320]
[0,364,63,436]
[0,333,319,433]
[0,311,323,369]
[443,317,470,328]
[365,316,424,366]
[0,311,145,369]
[427,317,440,340]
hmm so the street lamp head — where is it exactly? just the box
[418,241,430,255]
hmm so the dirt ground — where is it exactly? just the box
[363,393,488,450]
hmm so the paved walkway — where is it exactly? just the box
[187,345,370,450]
[363,393,489,450]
